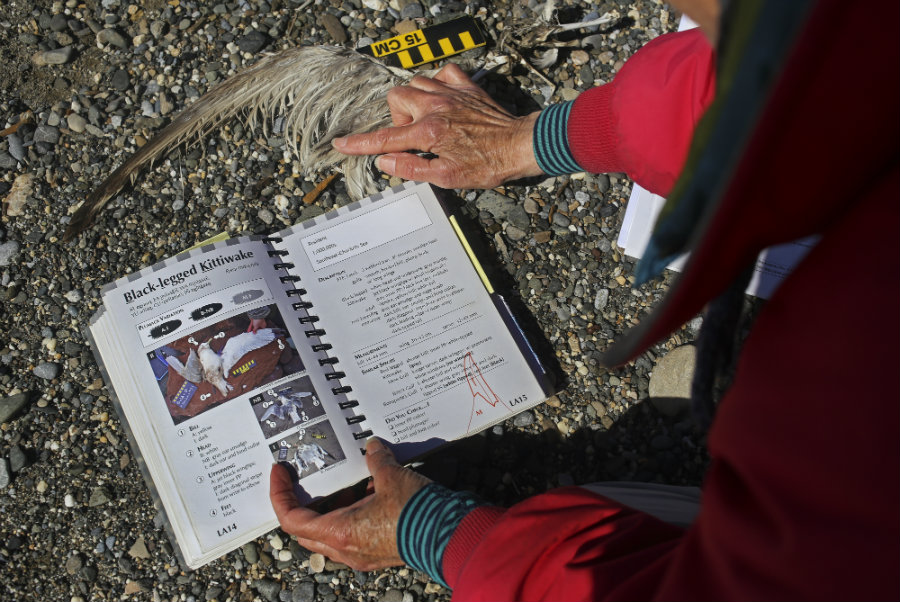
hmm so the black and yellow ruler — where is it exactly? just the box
[359,16,486,69]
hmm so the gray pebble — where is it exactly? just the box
[594,288,609,310]
[552,212,571,228]
[110,68,130,91]
[238,30,270,54]
[595,174,611,194]
[258,208,274,225]
[0,393,30,423]
[292,581,316,602]
[67,114,87,134]
[97,28,128,49]
[582,34,605,49]
[34,125,60,145]
[242,542,259,564]
[513,411,534,427]
[319,14,347,44]
[8,134,25,161]
[0,153,16,169]
[381,590,404,602]
[505,225,526,241]
[88,486,110,506]
[65,555,83,575]
[475,189,515,221]
[507,205,531,229]
[9,445,29,472]
[0,458,10,488]
[50,13,69,31]
[400,3,424,19]
[254,578,281,602]
[150,20,167,38]
[33,362,61,380]
[32,46,75,65]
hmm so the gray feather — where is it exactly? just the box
[64,46,412,241]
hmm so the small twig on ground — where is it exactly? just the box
[302,172,338,205]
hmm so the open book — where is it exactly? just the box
[87,181,551,569]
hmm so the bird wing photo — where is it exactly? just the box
[165,348,203,384]
[259,404,285,422]
[219,328,278,375]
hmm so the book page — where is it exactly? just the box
[92,237,365,567]
[276,182,548,461]
[619,183,817,299]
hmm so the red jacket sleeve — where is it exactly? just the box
[567,28,715,196]
[442,489,685,601]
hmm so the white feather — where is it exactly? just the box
[220,328,278,375]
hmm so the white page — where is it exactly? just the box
[93,238,367,567]
[275,182,548,461]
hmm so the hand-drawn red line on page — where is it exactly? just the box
[464,351,510,433]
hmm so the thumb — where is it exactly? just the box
[365,437,399,481]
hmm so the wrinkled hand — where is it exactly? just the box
[270,438,431,570]
[332,63,542,189]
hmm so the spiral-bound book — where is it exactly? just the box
[86,181,552,569]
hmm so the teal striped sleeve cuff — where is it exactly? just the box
[533,101,584,176]
[397,483,486,588]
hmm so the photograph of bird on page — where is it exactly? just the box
[269,421,345,479]
[249,375,327,440]
[147,303,304,424]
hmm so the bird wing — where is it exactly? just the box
[259,405,279,422]
[220,328,278,375]
[166,349,203,384]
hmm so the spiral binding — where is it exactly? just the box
[265,239,373,443]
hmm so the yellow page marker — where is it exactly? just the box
[449,216,494,294]
[185,232,230,251]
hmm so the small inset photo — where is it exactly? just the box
[147,303,304,425]
[270,421,345,479]
[250,375,327,439]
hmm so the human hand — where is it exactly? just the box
[332,63,543,189]
[269,437,431,570]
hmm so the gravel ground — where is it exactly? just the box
[0,1,715,601]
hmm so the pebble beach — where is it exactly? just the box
[1,1,715,600]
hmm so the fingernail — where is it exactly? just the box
[376,155,395,173]
[331,137,345,149]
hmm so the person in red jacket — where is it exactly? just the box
[270,0,900,599]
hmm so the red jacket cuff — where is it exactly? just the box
[568,83,625,175]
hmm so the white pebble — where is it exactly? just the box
[64,493,76,508]
[278,549,292,562]
[36,480,48,493]
[269,534,283,550]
